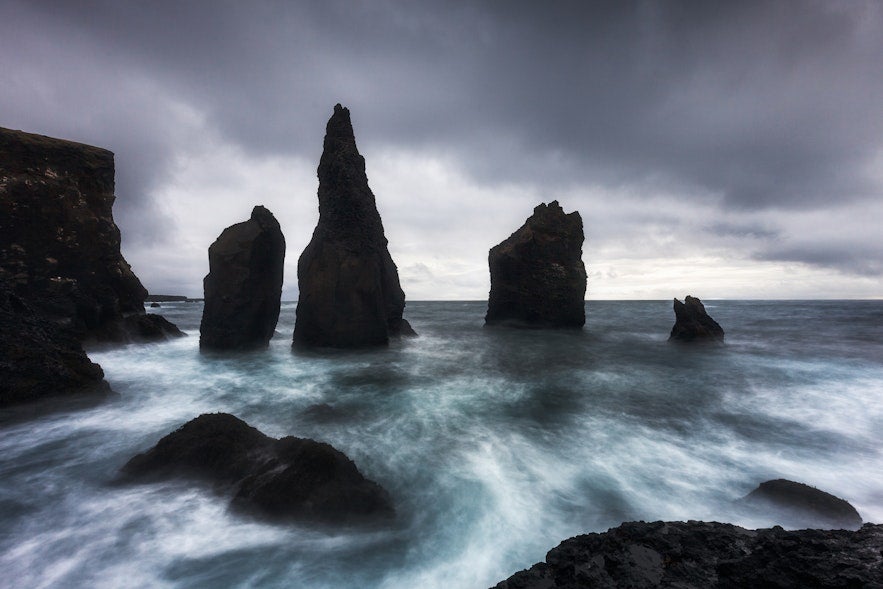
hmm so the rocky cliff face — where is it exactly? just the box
[485,201,586,328]
[493,521,883,589]
[0,284,111,407]
[0,127,176,342]
[669,295,724,342]
[200,206,285,350]
[293,104,414,348]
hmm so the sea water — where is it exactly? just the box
[1,301,881,588]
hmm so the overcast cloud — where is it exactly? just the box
[2,0,882,299]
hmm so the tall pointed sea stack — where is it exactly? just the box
[293,104,414,348]
[485,201,586,328]
[200,206,285,350]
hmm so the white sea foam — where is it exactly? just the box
[1,300,881,588]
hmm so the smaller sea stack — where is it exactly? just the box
[200,206,285,350]
[485,201,586,328]
[293,104,414,348]
[669,295,724,342]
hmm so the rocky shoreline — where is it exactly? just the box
[492,520,883,588]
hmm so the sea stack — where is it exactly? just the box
[200,206,285,350]
[292,104,414,348]
[0,126,180,342]
[669,295,724,342]
[485,201,586,328]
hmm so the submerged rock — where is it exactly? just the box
[485,201,586,328]
[0,285,111,407]
[740,479,862,529]
[669,295,724,342]
[0,126,181,342]
[492,520,883,589]
[200,206,285,350]
[293,104,414,348]
[121,413,394,524]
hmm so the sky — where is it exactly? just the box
[2,0,882,300]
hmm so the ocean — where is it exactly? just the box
[1,300,881,588]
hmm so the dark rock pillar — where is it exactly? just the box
[293,104,414,348]
[485,201,586,328]
[200,206,285,350]
[669,295,724,342]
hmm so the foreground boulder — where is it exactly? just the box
[669,295,724,342]
[121,413,394,524]
[740,479,862,530]
[0,284,111,407]
[0,127,180,342]
[485,201,586,328]
[200,206,285,350]
[492,520,883,588]
[293,104,415,348]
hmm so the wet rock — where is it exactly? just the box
[122,413,394,524]
[492,520,883,589]
[123,314,186,343]
[740,479,862,530]
[0,127,181,342]
[200,206,285,350]
[669,295,724,342]
[0,284,111,407]
[485,201,586,328]
[293,104,414,348]
[149,302,161,308]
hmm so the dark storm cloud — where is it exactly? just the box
[2,0,882,278]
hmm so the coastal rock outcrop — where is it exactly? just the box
[669,295,724,342]
[293,104,415,348]
[740,479,863,530]
[492,520,883,589]
[0,126,180,342]
[121,413,394,524]
[485,201,586,328]
[200,206,285,350]
[0,284,111,407]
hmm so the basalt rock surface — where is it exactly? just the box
[293,104,414,348]
[669,295,724,342]
[485,201,586,328]
[200,206,285,350]
[0,126,180,342]
[492,520,883,589]
[121,413,394,524]
[740,479,863,530]
[0,284,111,407]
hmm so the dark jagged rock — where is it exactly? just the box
[121,413,394,524]
[0,284,111,407]
[200,206,285,350]
[485,201,586,328]
[123,313,186,343]
[293,104,414,348]
[669,295,724,342]
[740,479,863,530]
[492,520,883,589]
[0,127,181,342]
